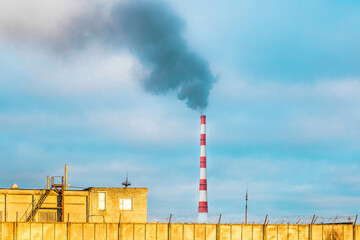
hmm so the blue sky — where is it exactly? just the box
[1,0,360,221]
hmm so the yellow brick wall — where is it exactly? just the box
[88,188,147,223]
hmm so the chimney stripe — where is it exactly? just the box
[200,179,207,184]
[199,208,208,213]
[198,115,208,223]
[201,125,206,134]
[201,116,206,124]
[199,190,207,201]
[200,168,206,179]
[200,146,206,157]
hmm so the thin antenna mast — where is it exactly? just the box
[245,189,248,224]
[122,170,131,189]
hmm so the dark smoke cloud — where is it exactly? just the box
[2,0,216,110]
[105,1,216,110]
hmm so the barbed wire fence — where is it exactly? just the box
[147,214,358,225]
[7,212,357,224]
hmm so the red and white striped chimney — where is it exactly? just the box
[198,115,208,223]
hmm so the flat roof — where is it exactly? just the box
[0,187,148,195]
[0,189,89,196]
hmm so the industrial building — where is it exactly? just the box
[0,165,147,223]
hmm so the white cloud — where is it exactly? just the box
[208,77,360,144]
[302,195,360,210]
[39,48,145,96]
[0,43,146,97]
[0,105,197,146]
[215,76,360,103]
[0,0,96,43]
[86,109,197,144]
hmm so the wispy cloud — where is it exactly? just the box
[209,78,360,145]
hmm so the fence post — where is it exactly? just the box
[14,222,17,240]
[216,214,222,240]
[263,215,268,225]
[168,214,172,224]
[168,214,172,240]
[67,222,71,240]
[263,215,268,240]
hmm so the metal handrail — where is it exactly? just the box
[19,177,65,222]
[50,176,64,186]
[20,185,48,222]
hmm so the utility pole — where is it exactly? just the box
[245,189,248,224]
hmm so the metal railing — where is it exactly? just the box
[51,176,64,187]
[19,185,49,222]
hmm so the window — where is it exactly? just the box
[98,192,106,210]
[119,199,132,210]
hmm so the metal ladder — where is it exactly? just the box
[21,176,65,222]
[25,189,51,222]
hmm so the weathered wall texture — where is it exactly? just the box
[0,187,147,223]
[0,223,359,240]
[0,190,88,222]
[88,188,148,223]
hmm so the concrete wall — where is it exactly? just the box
[63,195,87,223]
[0,223,359,240]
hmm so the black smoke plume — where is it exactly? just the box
[104,1,216,110]
[4,1,217,110]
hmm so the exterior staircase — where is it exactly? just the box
[26,189,51,222]
[21,176,65,222]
